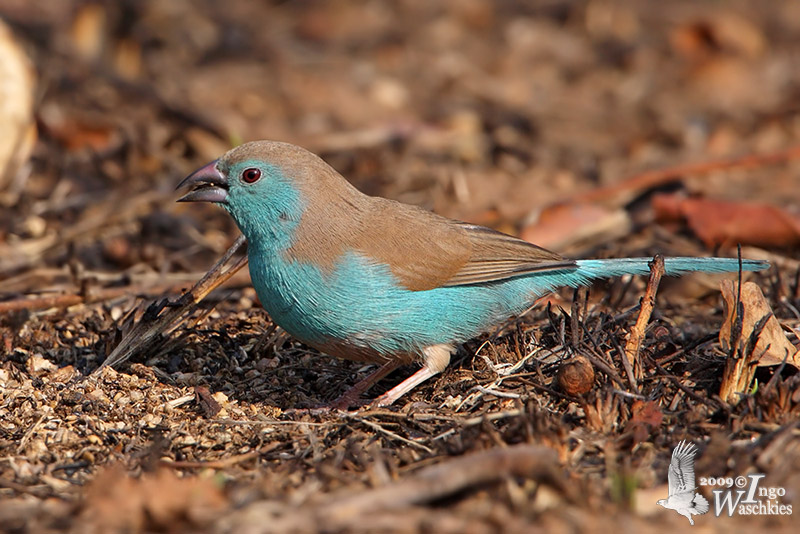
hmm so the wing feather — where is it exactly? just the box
[441,223,576,287]
[668,441,698,497]
[289,187,577,291]
[354,202,577,291]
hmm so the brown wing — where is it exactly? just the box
[356,200,576,291]
[284,161,576,292]
[444,223,576,287]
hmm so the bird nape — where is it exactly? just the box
[177,140,769,408]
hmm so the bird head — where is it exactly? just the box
[177,141,353,247]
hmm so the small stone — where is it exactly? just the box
[556,356,595,396]
[102,235,134,266]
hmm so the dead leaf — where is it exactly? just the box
[625,400,663,444]
[39,114,118,152]
[670,13,765,60]
[520,202,631,251]
[0,18,36,204]
[70,3,107,61]
[82,465,227,533]
[719,280,799,368]
[652,194,800,248]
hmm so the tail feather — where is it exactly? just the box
[693,493,710,514]
[574,257,768,282]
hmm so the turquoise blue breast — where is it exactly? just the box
[247,246,578,356]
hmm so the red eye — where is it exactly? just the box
[242,168,261,183]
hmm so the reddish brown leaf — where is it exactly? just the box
[652,194,800,248]
[520,202,631,251]
[626,400,663,444]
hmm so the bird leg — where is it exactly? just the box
[373,344,454,406]
[327,359,403,410]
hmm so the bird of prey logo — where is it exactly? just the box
[656,441,709,525]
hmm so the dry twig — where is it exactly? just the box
[0,282,186,314]
[623,255,665,388]
[93,235,248,372]
[313,444,569,529]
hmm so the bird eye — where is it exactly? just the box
[242,168,261,183]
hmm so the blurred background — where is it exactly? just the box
[1,1,800,532]
[1,0,799,284]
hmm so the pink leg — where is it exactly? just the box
[372,366,438,406]
[372,344,454,406]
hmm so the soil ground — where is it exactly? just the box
[1,1,799,532]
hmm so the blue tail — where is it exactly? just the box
[493,257,769,300]
[573,257,768,284]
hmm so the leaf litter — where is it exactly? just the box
[1,1,800,532]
